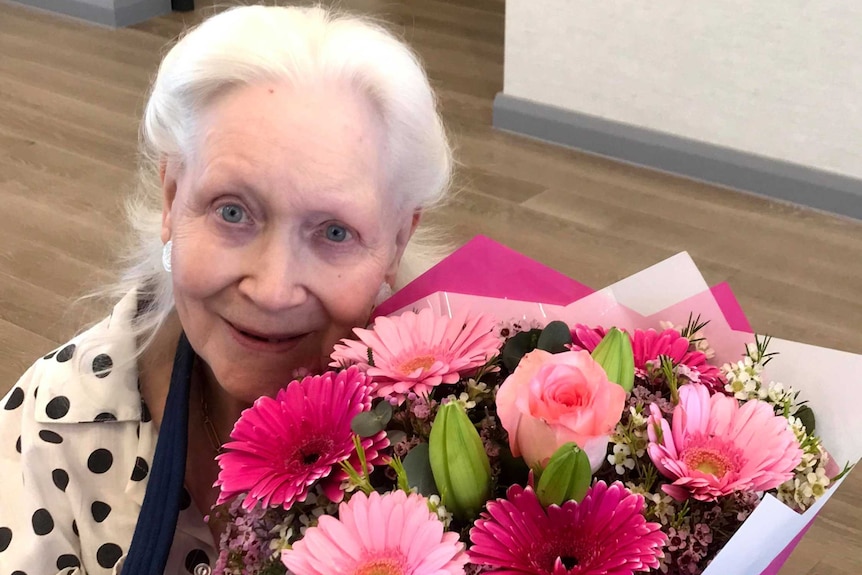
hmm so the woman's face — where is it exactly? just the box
[161,80,415,404]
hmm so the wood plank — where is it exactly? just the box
[0,98,137,170]
[0,53,146,115]
[0,272,106,346]
[0,319,59,391]
[0,133,133,194]
[0,75,139,145]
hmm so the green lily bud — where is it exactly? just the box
[429,401,492,521]
[591,327,635,393]
[535,442,591,507]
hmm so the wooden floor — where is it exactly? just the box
[0,0,860,572]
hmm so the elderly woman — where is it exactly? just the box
[0,5,451,574]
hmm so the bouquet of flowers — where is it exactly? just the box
[208,237,860,575]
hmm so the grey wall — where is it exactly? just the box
[498,0,862,219]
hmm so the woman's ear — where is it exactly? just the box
[160,158,180,244]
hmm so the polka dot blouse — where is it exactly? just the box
[0,291,217,574]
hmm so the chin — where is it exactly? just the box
[218,355,326,403]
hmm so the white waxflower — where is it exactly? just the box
[675,363,701,383]
[628,406,647,427]
[806,467,830,498]
[466,379,492,401]
[427,494,453,528]
[607,443,636,475]
[694,337,716,359]
[493,320,518,342]
[644,492,676,523]
[767,381,785,401]
[765,381,796,411]
[445,392,476,410]
[611,422,628,444]
[723,355,765,400]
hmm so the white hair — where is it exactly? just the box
[105,4,453,353]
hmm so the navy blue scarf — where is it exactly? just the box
[122,333,193,574]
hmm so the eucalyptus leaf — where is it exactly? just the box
[536,321,573,354]
[386,430,407,445]
[796,405,816,435]
[402,443,439,496]
[373,400,393,427]
[502,329,542,372]
[351,411,385,437]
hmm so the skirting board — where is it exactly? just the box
[493,93,862,221]
[9,0,170,27]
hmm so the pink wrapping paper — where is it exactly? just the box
[376,235,751,339]
[711,282,752,333]
[373,235,593,318]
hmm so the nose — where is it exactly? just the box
[237,234,309,312]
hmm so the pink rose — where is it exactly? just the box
[496,349,627,471]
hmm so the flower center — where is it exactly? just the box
[532,536,591,574]
[354,557,405,575]
[683,447,732,477]
[287,437,334,470]
[398,354,436,375]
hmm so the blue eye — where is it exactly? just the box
[325,223,351,243]
[217,204,246,224]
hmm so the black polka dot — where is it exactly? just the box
[185,549,210,572]
[72,520,78,537]
[55,344,76,363]
[4,387,24,410]
[179,487,191,510]
[38,430,63,444]
[45,397,70,420]
[43,349,58,360]
[91,501,111,523]
[32,509,53,536]
[11,571,27,575]
[33,386,38,399]
[94,412,117,422]
[0,526,12,552]
[136,423,140,438]
[15,436,21,453]
[87,449,114,473]
[87,449,113,474]
[131,457,149,482]
[97,543,123,568]
[52,469,69,492]
[140,399,152,422]
[92,354,113,378]
[56,554,80,570]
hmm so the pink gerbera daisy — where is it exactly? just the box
[647,383,802,501]
[214,367,389,510]
[571,325,723,390]
[569,324,608,352]
[330,308,501,401]
[469,482,666,575]
[282,490,468,575]
[632,328,723,389]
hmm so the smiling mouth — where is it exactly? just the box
[241,331,293,344]
[227,321,306,345]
